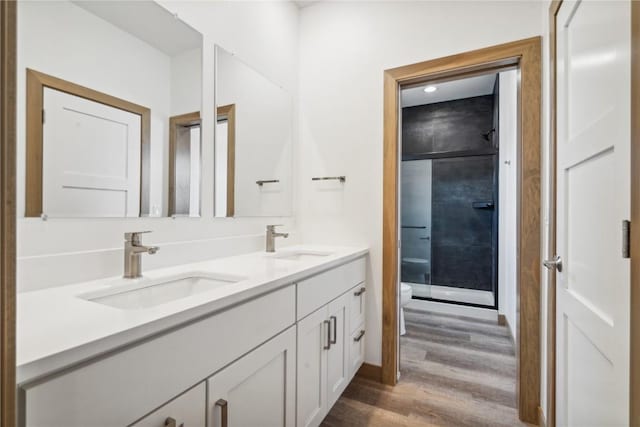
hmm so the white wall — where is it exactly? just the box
[297,1,543,367]
[17,1,300,292]
[498,70,519,341]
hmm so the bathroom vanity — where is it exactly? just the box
[17,246,368,427]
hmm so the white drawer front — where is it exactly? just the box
[348,283,366,334]
[297,257,365,320]
[131,383,206,427]
[348,326,366,380]
[22,285,295,427]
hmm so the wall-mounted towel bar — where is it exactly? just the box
[311,176,346,183]
[256,180,279,186]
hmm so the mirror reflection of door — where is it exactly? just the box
[43,87,142,217]
[169,112,201,217]
[215,104,235,218]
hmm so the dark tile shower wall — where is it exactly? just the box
[402,96,495,156]
[402,95,497,293]
[431,156,495,291]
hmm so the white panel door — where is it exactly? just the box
[43,87,141,217]
[555,1,631,426]
[297,306,329,427]
[207,327,296,427]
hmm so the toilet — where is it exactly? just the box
[400,283,413,335]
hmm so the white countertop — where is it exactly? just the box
[17,245,368,385]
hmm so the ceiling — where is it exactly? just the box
[401,73,497,108]
[73,1,201,56]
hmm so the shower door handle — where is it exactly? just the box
[419,237,430,240]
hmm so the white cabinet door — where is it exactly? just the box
[555,1,631,426]
[207,326,296,427]
[297,306,329,427]
[131,383,206,427]
[326,292,349,408]
[43,87,142,217]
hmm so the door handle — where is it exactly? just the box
[330,315,337,345]
[354,287,366,296]
[215,399,228,427]
[164,418,183,427]
[354,330,365,342]
[323,320,331,349]
[543,255,563,272]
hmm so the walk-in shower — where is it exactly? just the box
[400,76,499,308]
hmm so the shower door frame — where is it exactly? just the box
[382,37,541,424]
[402,148,500,309]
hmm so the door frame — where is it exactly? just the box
[632,3,640,426]
[0,1,16,426]
[25,69,151,217]
[382,37,542,423]
[549,2,640,426]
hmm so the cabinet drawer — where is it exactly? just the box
[297,257,365,320]
[131,383,205,427]
[21,285,295,427]
[348,283,366,334]
[348,326,365,380]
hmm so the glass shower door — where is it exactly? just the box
[400,160,431,297]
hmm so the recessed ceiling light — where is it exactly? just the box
[423,85,437,93]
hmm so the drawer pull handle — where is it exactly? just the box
[323,319,331,349]
[216,399,228,427]
[354,330,365,342]
[330,315,337,344]
[164,418,183,427]
[354,287,366,296]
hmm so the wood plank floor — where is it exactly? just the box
[322,307,531,427]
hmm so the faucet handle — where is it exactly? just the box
[266,224,284,230]
[124,231,152,241]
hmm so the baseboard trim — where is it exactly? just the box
[538,406,547,427]
[498,314,507,326]
[356,363,382,382]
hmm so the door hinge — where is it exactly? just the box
[42,109,46,124]
[623,220,631,258]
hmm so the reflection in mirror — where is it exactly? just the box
[214,105,235,217]
[169,113,201,217]
[214,46,293,217]
[19,0,202,218]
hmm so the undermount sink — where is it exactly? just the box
[79,272,246,310]
[268,249,333,261]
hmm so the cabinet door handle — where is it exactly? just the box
[323,320,331,349]
[215,399,228,427]
[354,287,366,296]
[354,330,365,342]
[330,315,337,344]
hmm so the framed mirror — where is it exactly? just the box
[214,46,293,217]
[19,0,203,218]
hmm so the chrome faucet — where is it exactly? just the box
[266,225,289,253]
[124,231,159,279]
